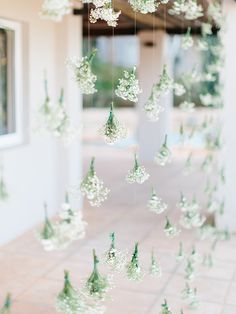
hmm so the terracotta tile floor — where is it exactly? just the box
[0,146,235,313]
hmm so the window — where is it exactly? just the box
[0,18,23,148]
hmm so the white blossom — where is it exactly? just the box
[126,154,149,184]
[164,216,180,238]
[99,103,127,144]
[154,135,172,166]
[39,0,72,22]
[184,0,203,20]
[148,188,167,214]
[80,158,110,207]
[90,3,121,27]
[174,83,186,96]
[179,100,195,112]
[128,0,159,14]
[115,67,142,102]
[67,49,97,94]
[144,89,164,121]
[181,28,194,50]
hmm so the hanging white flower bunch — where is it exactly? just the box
[149,250,162,277]
[126,154,149,184]
[99,103,127,144]
[179,100,195,112]
[202,253,213,268]
[126,243,144,281]
[201,154,214,173]
[169,0,203,20]
[67,49,97,94]
[128,0,159,14]
[160,299,172,314]
[104,232,127,272]
[184,259,196,281]
[80,157,110,207]
[179,195,205,229]
[208,1,224,27]
[176,242,185,261]
[154,135,172,166]
[197,38,208,51]
[115,67,142,102]
[56,193,87,249]
[144,89,164,121]
[164,216,180,238]
[181,283,199,308]
[183,153,194,176]
[181,28,194,50]
[147,188,167,214]
[39,0,72,22]
[173,83,186,96]
[155,65,173,97]
[37,83,78,144]
[90,0,121,27]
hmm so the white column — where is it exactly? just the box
[138,30,173,161]
[55,15,83,207]
[216,0,236,231]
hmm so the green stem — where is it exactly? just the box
[88,48,98,63]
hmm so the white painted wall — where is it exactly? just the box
[216,0,236,231]
[0,0,82,244]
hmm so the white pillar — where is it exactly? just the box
[55,15,83,207]
[216,0,236,231]
[138,30,173,161]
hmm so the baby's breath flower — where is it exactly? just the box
[115,67,142,102]
[160,299,172,314]
[197,38,208,51]
[174,83,186,96]
[154,135,172,166]
[184,259,196,281]
[181,283,199,308]
[67,49,97,94]
[168,0,187,16]
[99,103,127,144]
[201,23,212,36]
[128,0,159,14]
[208,1,224,27]
[0,294,11,314]
[104,232,127,272]
[126,154,149,184]
[164,216,180,238]
[149,250,162,277]
[181,28,194,50]
[148,188,167,214]
[179,100,195,112]
[80,157,110,207]
[183,153,194,176]
[176,242,185,261]
[126,243,144,281]
[155,65,173,97]
[90,2,121,27]
[201,154,214,173]
[86,250,111,300]
[184,0,203,20]
[144,90,164,121]
[39,0,72,22]
[56,271,86,314]
[37,203,57,251]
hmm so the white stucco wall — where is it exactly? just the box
[0,0,82,244]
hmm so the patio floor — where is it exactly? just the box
[0,146,235,314]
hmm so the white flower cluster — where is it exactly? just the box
[178,195,205,229]
[39,0,72,22]
[169,0,203,20]
[104,233,127,272]
[126,154,149,184]
[181,28,194,50]
[176,242,185,261]
[181,283,199,308]
[115,67,142,102]
[164,216,180,238]
[80,157,110,207]
[179,100,195,112]
[208,2,224,27]
[154,135,172,166]
[184,259,196,281]
[99,103,127,144]
[126,243,144,281]
[149,251,162,277]
[37,87,78,145]
[183,153,194,176]
[148,188,167,214]
[37,199,87,251]
[173,83,186,96]
[67,50,97,94]
[128,0,159,14]
[144,65,173,121]
[90,0,121,27]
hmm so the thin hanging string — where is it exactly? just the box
[111,26,115,104]
[87,3,93,108]
[152,12,155,83]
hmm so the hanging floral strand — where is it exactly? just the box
[160,299,172,314]
[0,294,11,314]
[154,135,172,166]
[90,0,121,27]
[149,250,162,278]
[164,216,180,238]
[80,157,110,207]
[128,0,159,14]
[99,102,127,145]
[126,243,144,281]
[126,154,150,184]
[67,49,97,94]
[39,0,72,22]
[147,187,167,214]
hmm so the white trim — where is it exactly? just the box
[0,18,24,149]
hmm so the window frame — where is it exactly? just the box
[0,18,24,149]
